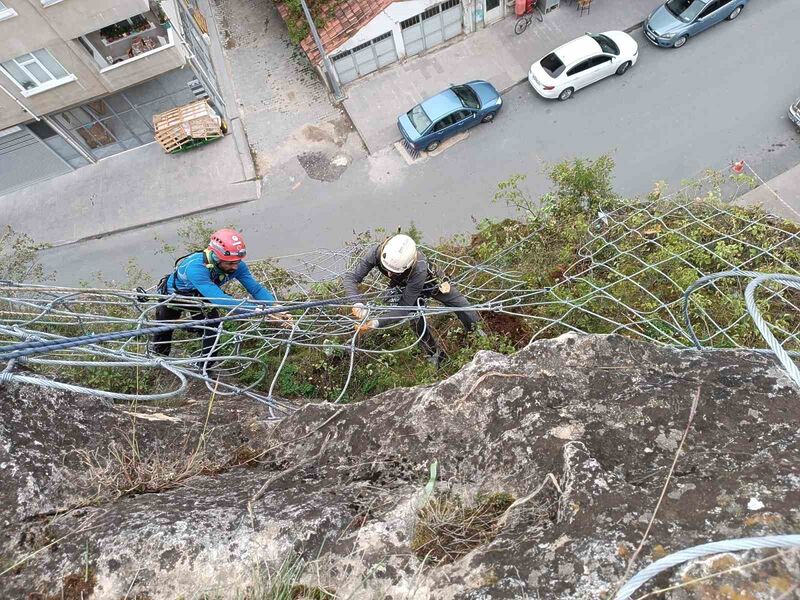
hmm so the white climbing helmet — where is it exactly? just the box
[380,234,417,274]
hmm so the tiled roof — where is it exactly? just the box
[276,0,395,64]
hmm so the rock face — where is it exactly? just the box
[1,334,798,599]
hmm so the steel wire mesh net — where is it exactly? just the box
[1,166,798,408]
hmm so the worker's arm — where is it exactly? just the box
[183,261,246,308]
[342,246,380,302]
[376,255,428,328]
[233,262,276,304]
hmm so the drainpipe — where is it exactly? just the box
[42,115,96,164]
[0,80,95,164]
[0,81,40,121]
[299,0,345,102]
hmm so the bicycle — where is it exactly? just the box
[514,4,543,35]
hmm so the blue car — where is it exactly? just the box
[644,0,748,49]
[398,81,502,153]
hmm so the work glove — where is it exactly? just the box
[269,310,295,328]
[253,305,294,328]
[351,303,368,320]
[354,319,379,335]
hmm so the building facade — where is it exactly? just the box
[0,0,223,195]
[280,0,511,88]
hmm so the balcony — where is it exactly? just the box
[76,5,186,90]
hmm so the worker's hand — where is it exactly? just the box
[250,305,294,327]
[351,302,368,320]
[354,319,379,335]
[269,311,295,328]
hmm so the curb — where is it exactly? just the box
[40,189,261,251]
[230,117,259,185]
[624,20,645,33]
[342,99,381,155]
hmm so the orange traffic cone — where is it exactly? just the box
[731,160,745,174]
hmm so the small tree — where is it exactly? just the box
[494,155,617,221]
[0,226,51,283]
[543,154,616,215]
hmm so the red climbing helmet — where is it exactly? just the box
[208,228,247,261]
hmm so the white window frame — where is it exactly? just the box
[0,49,77,97]
[41,0,67,7]
[0,1,18,22]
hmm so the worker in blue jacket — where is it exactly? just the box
[152,228,286,360]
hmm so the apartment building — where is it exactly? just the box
[0,0,223,194]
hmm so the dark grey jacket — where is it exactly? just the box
[342,245,432,328]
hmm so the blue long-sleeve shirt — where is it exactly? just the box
[166,252,275,308]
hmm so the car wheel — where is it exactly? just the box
[672,35,687,48]
[426,140,440,152]
[481,112,496,123]
[727,5,742,19]
[558,87,574,101]
[616,61,631,76]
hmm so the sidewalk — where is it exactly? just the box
[735,162,800,223]
[6,137,259,246]
[343,0,662,153]
[3,0,259,248]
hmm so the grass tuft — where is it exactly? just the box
[410,491,516,565]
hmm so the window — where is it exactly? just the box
[433,113,456,131]
[698,0,721,17]
[451,110,471,122]
[589,33,620,56]
[41,0,66,6]
[1,49,73,94]
[0,0,17,21]
[665,0,704,22]
[451,85,479,109]
[567,60,592,77]
[589,55,613,67]
[407,104,432,133]
[540,53,566,77]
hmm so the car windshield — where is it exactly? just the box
[665,0,704,22]
[451,85,480,109]
[589,33,619,55]
[407,104,432,133]
[540,52,565,77]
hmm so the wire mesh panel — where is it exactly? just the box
[0,165,798,407]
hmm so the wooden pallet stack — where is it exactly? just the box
[153,100,224,154]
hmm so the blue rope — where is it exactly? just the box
[0,297,350,362]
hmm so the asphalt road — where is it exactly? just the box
[42,0,800,284]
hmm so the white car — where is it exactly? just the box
[528,31,638,101]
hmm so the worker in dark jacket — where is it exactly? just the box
[152,228,286,360]
[342,234,479,365]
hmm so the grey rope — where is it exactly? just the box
[613,535,800,599]
[683,271,800,386]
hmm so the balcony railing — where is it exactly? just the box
[76,9,174,73]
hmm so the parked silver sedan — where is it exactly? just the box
[790,97,800,128]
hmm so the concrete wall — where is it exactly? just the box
[0,0,186,130]
[32,0,150,40]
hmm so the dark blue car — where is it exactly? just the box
[644,0,748,48]
[398,81,502,153]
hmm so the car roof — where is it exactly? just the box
[553,35,602,66]
[420,89,462,120]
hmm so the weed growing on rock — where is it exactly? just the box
[196,553,335,599]
[78,395,224,499]
[410,491,516,564]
